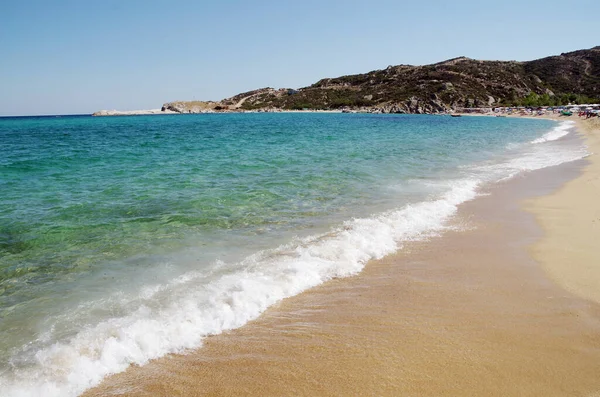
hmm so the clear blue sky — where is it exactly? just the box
[1,0,598,116]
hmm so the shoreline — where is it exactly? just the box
[82,118,600,395]
[526,117,600,304]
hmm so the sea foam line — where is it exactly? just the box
[1,120,588,397]
[469,120,587,182]
[0,179,479,397]
[531,120,575,144]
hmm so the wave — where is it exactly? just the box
[0,179,480,397]
[469,120,586,181]
[531,120,575,144]
[0,119,589,397]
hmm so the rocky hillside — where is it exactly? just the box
[164,47,600,114]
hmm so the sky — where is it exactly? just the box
[0,0,598,116]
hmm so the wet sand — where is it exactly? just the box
[527,118,600,304]
[84,120,600,396]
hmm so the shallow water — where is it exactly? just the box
[0,113,586,396]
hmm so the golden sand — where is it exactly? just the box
[527,118,600,304]
[84,117,600,397]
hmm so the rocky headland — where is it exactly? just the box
[93,47,600,116]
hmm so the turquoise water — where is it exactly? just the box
[0,113,585,396]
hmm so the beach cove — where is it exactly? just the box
[2,2,599,395]
[1,114,599,396]
[78,116,600,396]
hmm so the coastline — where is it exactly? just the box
[526,118,600,304]
[82,117,600,396]
[459,113,600,304]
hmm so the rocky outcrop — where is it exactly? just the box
[161,101,219,114]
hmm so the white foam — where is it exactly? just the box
[531,120,575,144]
[0,180,479,397]
[472,145,588,182]
[1,120,589,397]
[466,120,588,182]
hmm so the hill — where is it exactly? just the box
[162,47,600,114]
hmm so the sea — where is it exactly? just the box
[0,113,587,396]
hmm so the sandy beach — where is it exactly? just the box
[3,2,598,394]
[83,116,600,397]
[527,118,600,304]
